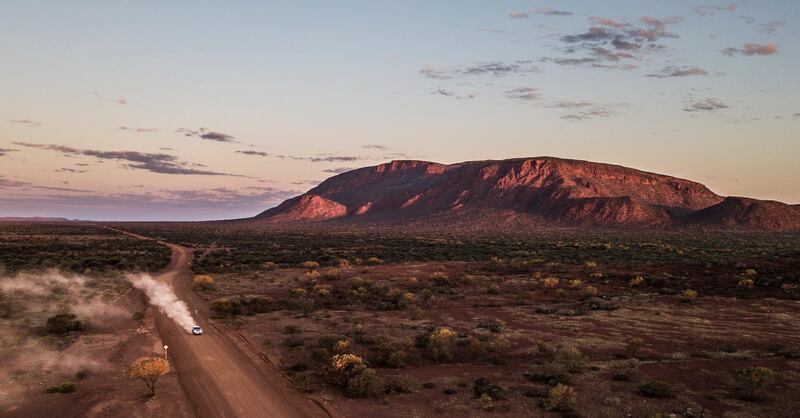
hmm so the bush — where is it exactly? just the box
[544,384,577,413]
[284,336,305,348]
[638,380,674,398]
[132,311,145,322]
[301,261,320,271]
[568,279,583,289]
[679,289,698,303]
[473,377,504,399]
[382,374,419,394]
[46,313,84,335]
[321,267,341,280]
[192,274,214,290]
[46,382,76,393]
[553,344,584,373]
[346,368,382,397]
[427,327,457,361]
[582,285,599,299]
[366,257,384,265]
[732,367,774,400]
[262,261,277,271]
[629,276,645,287]
[624,337,644,359]
[543,277,560,288]
[283,325,301,334]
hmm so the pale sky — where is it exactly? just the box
[1,1,798,220]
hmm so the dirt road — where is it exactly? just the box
[114,228,330,418]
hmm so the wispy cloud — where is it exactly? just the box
[362,144,390,151]
[176,128,237,143]
[693,2,739,17]
[683,98,730,112]
[509,8,573,19]
[722,43,779,56]
[236,150,269,157]
[420,61,540,80]
[55,168,88,174]
[119,126,158,133]
[0,148,19,157]
[505,87,541,102]
[549,101,625,121]
[0,176,91,192]
[91,91,127,105]
[322,167,355,174]
[432,88,475,100]
[12,142,242,176]
[10,119,42,127]
[646,66,709,78]
[758,21,785,34]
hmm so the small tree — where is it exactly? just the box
[679,289,698,303]
[625,336,644,359]
[129,357,170,396]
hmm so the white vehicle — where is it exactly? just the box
[191,325,203,335]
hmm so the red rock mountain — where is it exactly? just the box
[254,158,799,230]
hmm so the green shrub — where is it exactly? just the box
[46,313,83,335]
[346,368,382,397]
[638,381,675,398]
[46,382,76,393]
[544,384,577,413]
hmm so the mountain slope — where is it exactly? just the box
[686,197,800,230]
[255,157,746,228]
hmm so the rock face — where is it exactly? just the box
[254,158,797,230]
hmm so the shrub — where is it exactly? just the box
[383,374,419,394]
[262,261,277,271]
[321,267,341,280]
[629,276,645,287]
[553,344,584,373]
[624,337,644,359]
[346,368,382,397]
[479,393,494,411]
[301,261,320,271]
[584,261,598,270]
[543,277,560,288]
[473,377,504,399]
[46,313,84,335]
[284,336,305,348]
[132,311,145,322]
[366,257,384,265]
[732,367,774,400]
[568,279,583,289]
[337,259,352,269]
[427,327,457,361]
[679,289,698,303]
[431,271,450,286]
[582,285,599,299]
[737,278,754,288]
[283,325,301,334]
[46,382,76,393]
[544,384,577,412]
[638,381,674,398]
[192,274,214,290]
[487,284,501,295]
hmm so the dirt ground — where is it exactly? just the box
[201,261,800,418]
[0,286,195,418]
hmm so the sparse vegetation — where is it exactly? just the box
[732,367,775,400]
[129,357,170,396]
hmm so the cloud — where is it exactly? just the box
[12,142,241,176]
[0,176,91,192]
[362,144,390,151]
[683,98,730,112]
[10,119,41,127]
[236,150,270,157]
[722,43,779,56]
[505,87,541,102]
[91,91,127,105]
[309,156,359,163]
[0,148,19,157]
[420,61,540,80]
[548,16,682,70]
[431,88,475,100]
[55,168,88,174]
[646,66,709,78]
[509,8,573,19]
[793,113,800,118]
[759,21,785,34]
[176,128,237,143]
[693,2,738,16]
[119,126,158,133]
[550,101,623,121]
[322,167,355,174]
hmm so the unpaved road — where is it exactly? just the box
[112,228,331,418]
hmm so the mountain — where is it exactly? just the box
[686,197,800,231]
[254,158,798,230]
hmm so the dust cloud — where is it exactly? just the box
[127,273,196,332]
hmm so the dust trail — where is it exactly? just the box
[127,273,196,333]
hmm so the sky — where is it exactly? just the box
[1,1,798,221]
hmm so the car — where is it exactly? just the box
[191,325,203,335]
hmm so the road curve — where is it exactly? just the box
[112,227,330,418]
